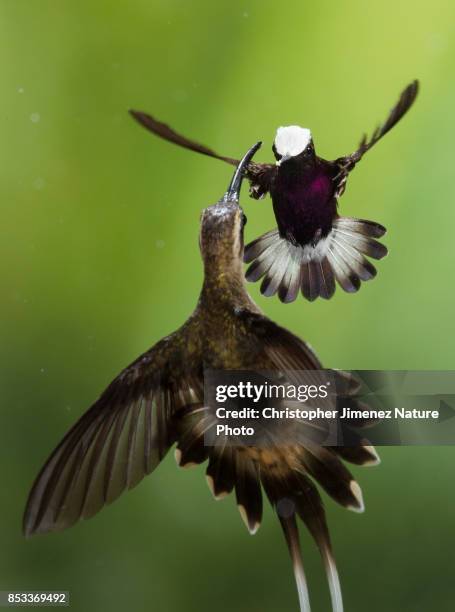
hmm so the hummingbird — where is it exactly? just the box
[23,143,379,612]
[130,80,418,302]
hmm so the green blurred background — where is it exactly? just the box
[1,0,455,610]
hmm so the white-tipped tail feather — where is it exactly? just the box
[280,514,312,612]
[244,217,387,302]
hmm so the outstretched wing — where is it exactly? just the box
[129,110,276,200]
[333,80,419,197]
[23,326,202,536]
[129,110,239,165]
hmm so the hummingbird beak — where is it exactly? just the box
[276,154,291,166]
[223,141,262,203]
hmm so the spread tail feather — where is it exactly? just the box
[293,476,344,612]
[262,463,344,612]
[244,217,387,302]
[279,514,311,612]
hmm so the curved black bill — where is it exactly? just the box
[223,141,262,202]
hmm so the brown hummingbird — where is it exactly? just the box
[130,80,418,302]
[23,143,379,612]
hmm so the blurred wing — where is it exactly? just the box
[333,80,419,197]
[129,110,274,198]
[23,328,202,536]
[129,110,239,165]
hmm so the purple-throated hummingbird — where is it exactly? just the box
[130,80,418,302]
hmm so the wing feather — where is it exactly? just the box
[129,110,275,199]
[333,80,419,197]
[23,330,202,536]
[129,110,238,165]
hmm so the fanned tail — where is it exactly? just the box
[244,217,387,302]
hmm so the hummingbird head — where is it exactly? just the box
[199,141,261,274]
[273,125,315,167]
[199,201,247,271]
